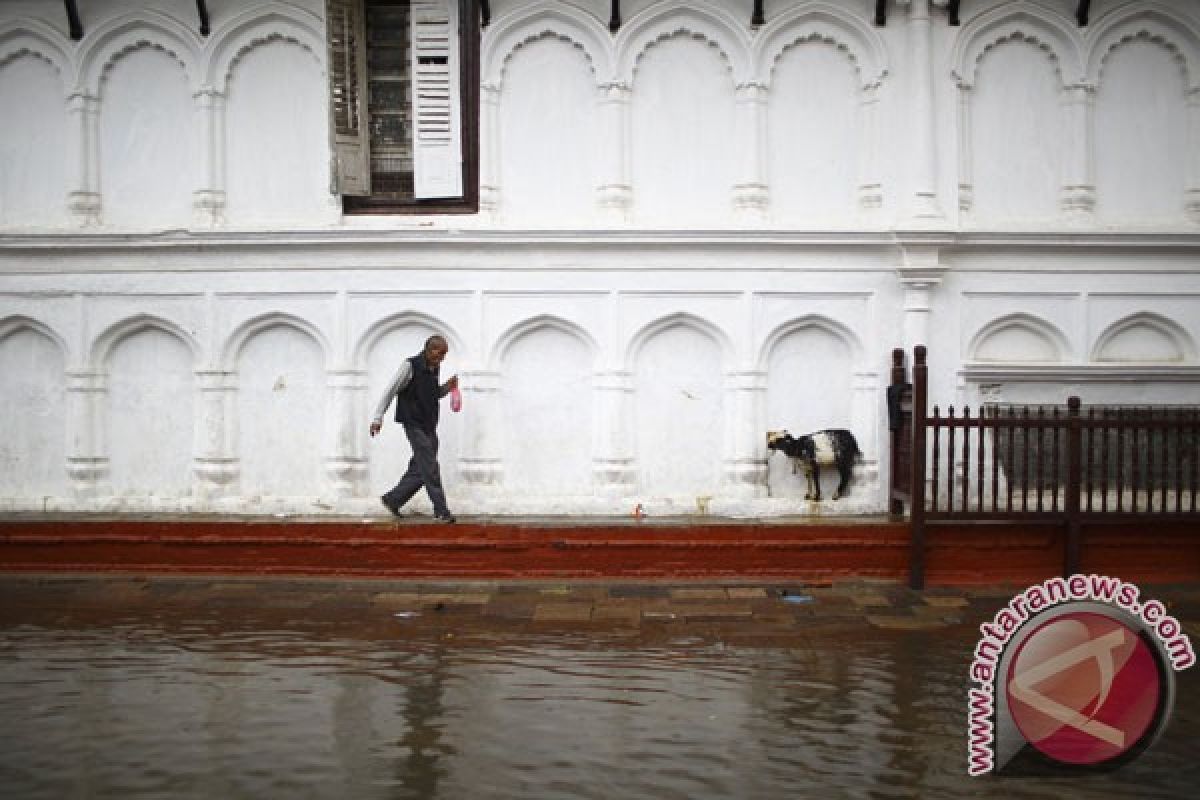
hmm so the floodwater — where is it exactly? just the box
[1,579,1197,799]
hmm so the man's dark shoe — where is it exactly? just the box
[434,512,457,524]
[381,495,402,516]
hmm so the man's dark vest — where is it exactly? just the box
[395,352,440,432]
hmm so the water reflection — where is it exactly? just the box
[0,595,1196,799]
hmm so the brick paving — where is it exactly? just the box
[2,576,1198,639]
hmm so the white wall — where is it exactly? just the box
[0,54,67,228]
[1,0,1199,516]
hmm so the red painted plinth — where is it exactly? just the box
[1,517,908,581]
[2,517,1197,584]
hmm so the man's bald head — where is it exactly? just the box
[423,335,449,367]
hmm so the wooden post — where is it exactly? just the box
[1064,396,1082,577]
[889,348,907,515]
[909,345,928,590]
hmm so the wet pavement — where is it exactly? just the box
[2,575,1199,798]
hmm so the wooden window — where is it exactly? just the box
[327,0,479,213]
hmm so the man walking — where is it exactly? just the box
[369,335,458,523]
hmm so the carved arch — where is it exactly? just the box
[755,3,889,89]
[204,3,325,93]
[0,315,71,363]
[91,314,201,369]
[78,11,203,95]
[483,0,613,87]
[951,2,1084,87]
[615,1,752,86]
[1091,312,1196,362]
[625,311,733,370]
[491,314,599,368]
[0,19,75,82]
[967,313,1072,362]
[757,315,864,373]
[353,311,466,368]
[1085,4,1200,89]
[222,312,330,370]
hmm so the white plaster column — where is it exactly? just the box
[596,81,632,223]
[858,82,884,211]
[193,369,239,500]
[479,81,501,216]
[591,369,636,495]
[722,370,768,496]
[192,86,227,227]
[458,369,503,487]
[955,80,974,214]
[65,92,101,226]
[1186,87,1200,223]
[897,244,947,354]
[851,368,880,489]
[65,369,108,501]
[325,369,368,498]
[733,82,769,222]
[1060,83,1096,218]
[901,0,944,222]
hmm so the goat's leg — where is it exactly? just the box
[803,464,814,501]
[809,463,822,502]
[833,461,853,500]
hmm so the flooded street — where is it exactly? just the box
[1,577,1198,799]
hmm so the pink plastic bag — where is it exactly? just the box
[450,386,463,412]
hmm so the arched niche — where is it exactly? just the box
[102,324,196,497]
[968,314,1071,363]
[0,320,67,499]
[1092,313,1196,363]
[229,315,328,500]
[628,313,728,498]
[760,318,858,499]
[495,317,596,496]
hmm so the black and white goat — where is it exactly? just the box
[766,429,861,501]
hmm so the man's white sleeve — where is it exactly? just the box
[371,361,413,424]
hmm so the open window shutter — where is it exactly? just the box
[410,0,463,199]
[327,0,370,195]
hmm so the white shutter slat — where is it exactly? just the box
[410,0,463,199]
[327,0,371,196]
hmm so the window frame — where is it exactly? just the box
[340,0,480,215]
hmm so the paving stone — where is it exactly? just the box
[912,603,964,618]
[482,601,535,620]
[922,595,969,608]
[966,585,1025,599]
[849,593,892,608]
[866,614,954,630]
[675,603,753,620]
[609,585,670,598]
[419,593,491,606]
[370,592,422,608]
[726,587,768,599]
[532,603,593,622]
[669,588,728,600]
[261,594,318,609]
[210,582,257,594]
[591,603,642,625]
